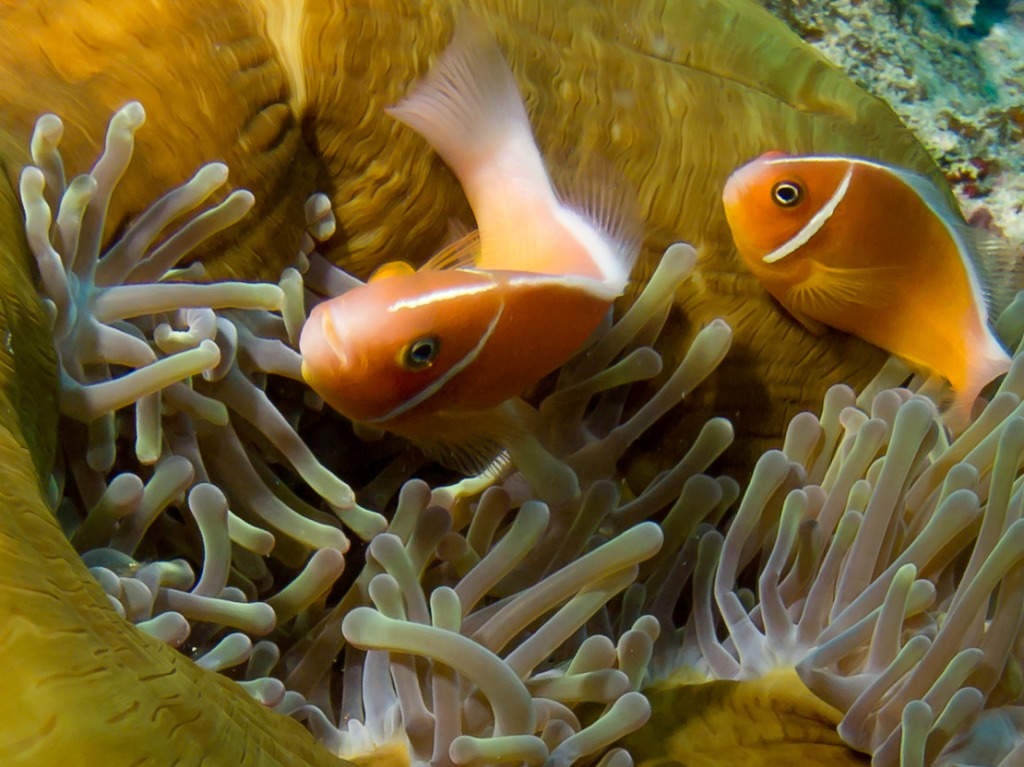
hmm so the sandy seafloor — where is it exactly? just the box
[759,0,1024,250]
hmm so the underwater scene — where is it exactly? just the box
[2,0,1024,765]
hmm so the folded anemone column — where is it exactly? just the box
[299,0,943,477]
[0,433,351,767]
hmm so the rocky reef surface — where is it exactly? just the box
[760,0,1024,246]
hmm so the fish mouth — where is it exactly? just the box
[319,306,349,370]
[721,179,741,208]
[300,303,348,374]
[722,165,755,208]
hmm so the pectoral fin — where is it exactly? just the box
[785,262,902,329]
[368,260,416,282]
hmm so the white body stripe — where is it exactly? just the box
[762,163,854,264]
[373,270,614,423]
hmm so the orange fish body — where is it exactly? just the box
[300,265,614,433]
[299,19,638,473]
[723,153,1012,424]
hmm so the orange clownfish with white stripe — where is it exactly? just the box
[299,19,639,476]
[722,152,1017,427]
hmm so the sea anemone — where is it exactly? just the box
[23,101,386,662]
[23,101,737,766]
[18,75,1024,767]
[0,0,953,484]
[629,332,1024,764]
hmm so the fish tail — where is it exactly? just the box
[964,223,1024,319]
[946,335,1012,431]
[945,390,979,433]
[386,15,551,202]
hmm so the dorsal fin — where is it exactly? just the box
[886,164,1020,318]
[445,217,474,244]
[368,260,416,282]
[964,226,1023,317]
[549,153,644,292]
[421,229,483,271]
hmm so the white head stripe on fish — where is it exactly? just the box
[762,163,855,264]
[387,280,496,312]
[368,300,506,424]
[762,155,890,171]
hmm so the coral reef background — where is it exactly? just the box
[759,0,1024,246]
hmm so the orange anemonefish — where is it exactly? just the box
[299,19,640,474]
[300,261,619,464]
[722,151,1016,427]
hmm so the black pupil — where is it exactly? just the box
[407,337,438,367]
[772,181,801,207]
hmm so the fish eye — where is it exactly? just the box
[400,335,441,371]
[771,180,803,208]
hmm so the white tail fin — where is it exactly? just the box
[385,16,549,201]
